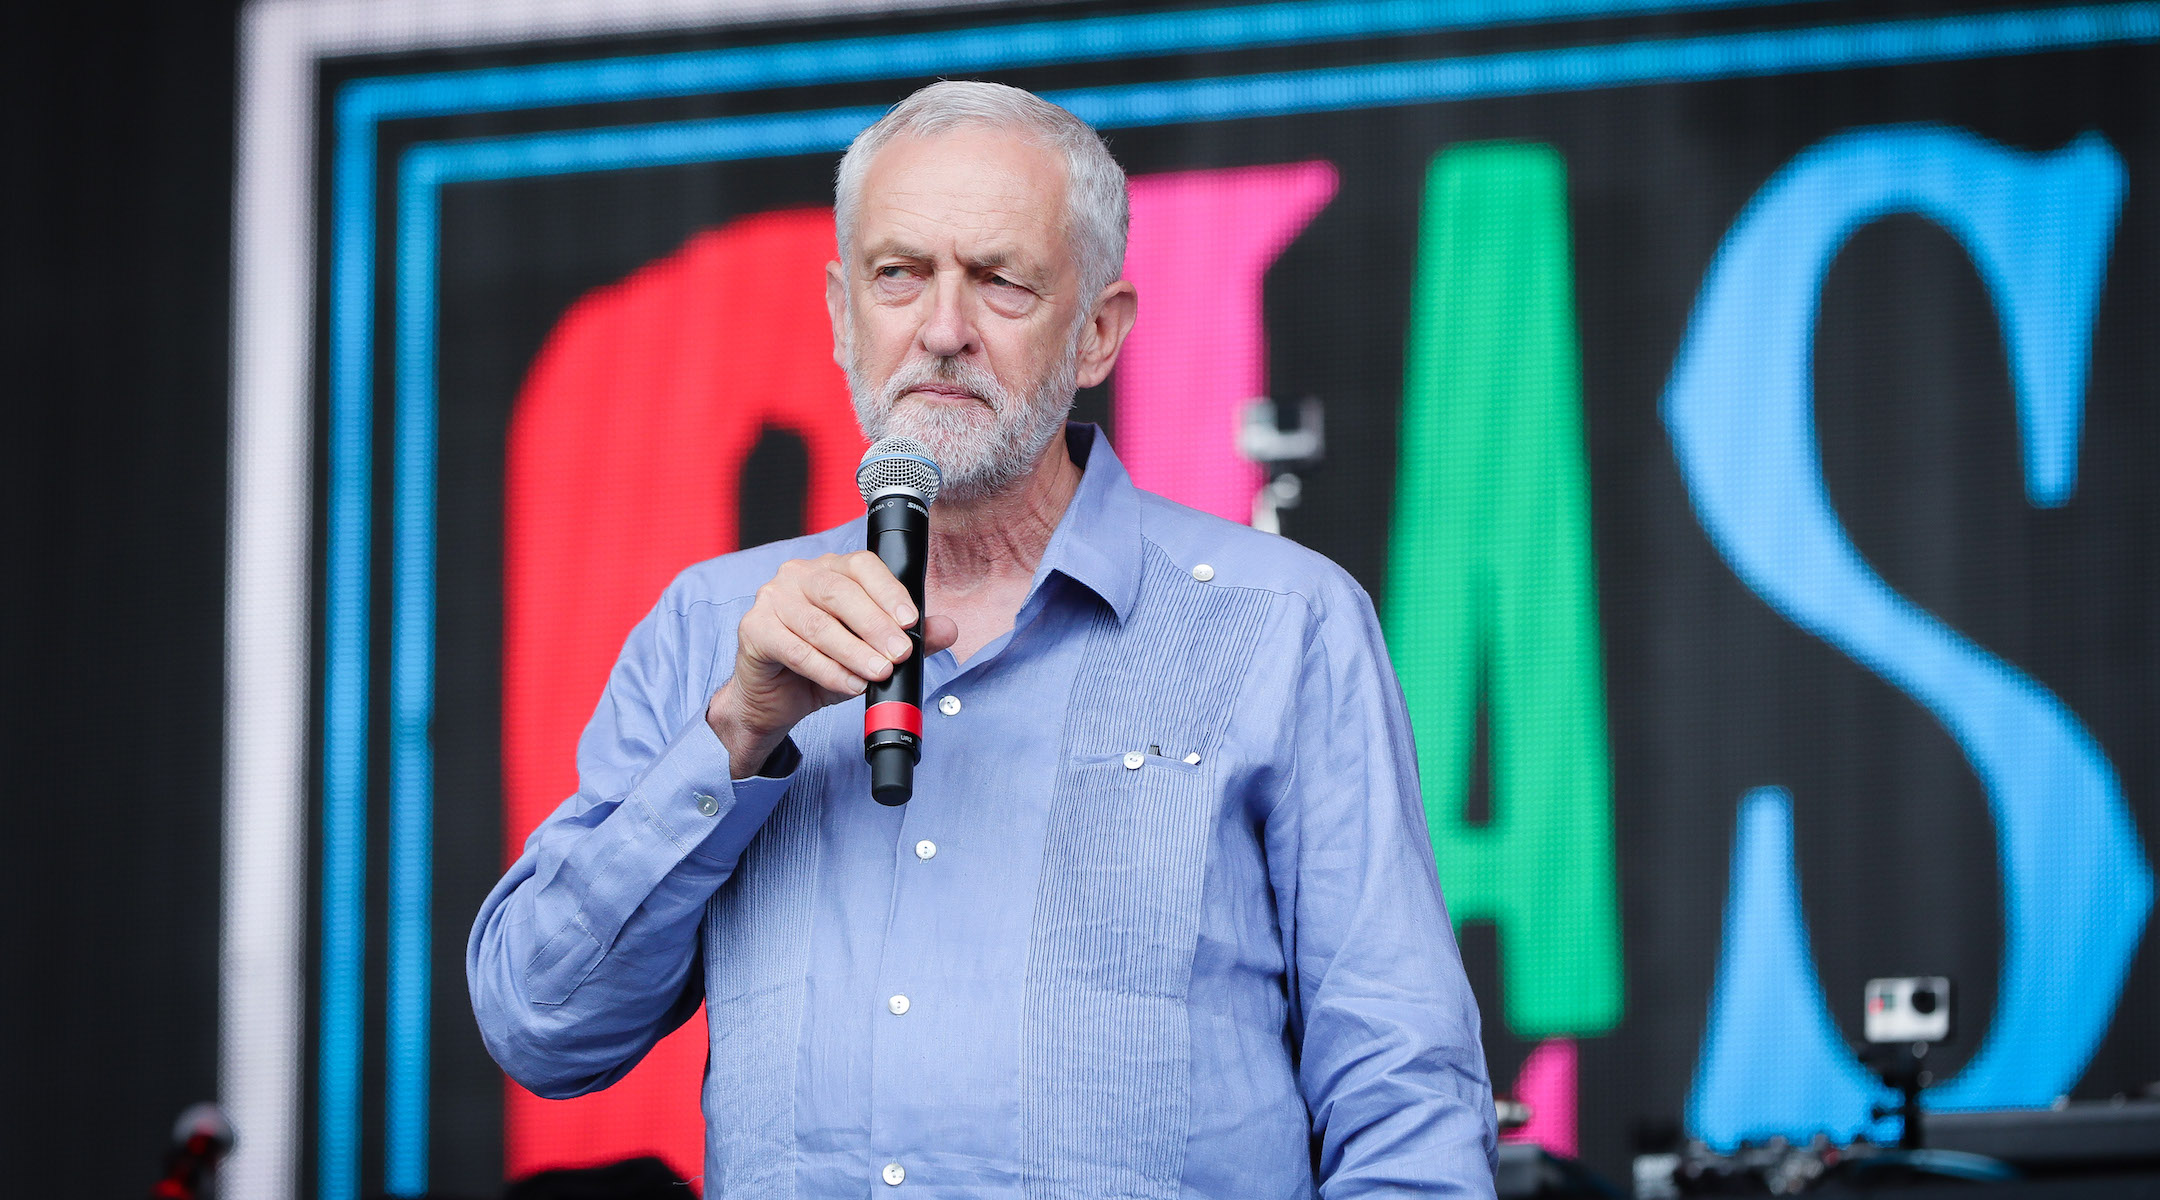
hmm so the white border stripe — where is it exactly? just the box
[222,4,1035,1197]
[222,7,317,1200]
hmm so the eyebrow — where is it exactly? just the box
[965,250,1045,280]
[860,237,925,264]
[861,241,1048,283]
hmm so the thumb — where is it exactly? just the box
[920,614,960,656]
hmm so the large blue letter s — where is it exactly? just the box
[1665,125,2150,1145]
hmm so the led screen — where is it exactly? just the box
[228,1,2160,1195]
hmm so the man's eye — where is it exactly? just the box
[876,265,909,278]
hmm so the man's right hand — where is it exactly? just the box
[706,550,960,778]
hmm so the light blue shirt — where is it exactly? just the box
[469,425,1496,1198]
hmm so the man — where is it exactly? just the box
[470,80,1496,1197]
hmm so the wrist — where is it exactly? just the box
[707,680,790,780]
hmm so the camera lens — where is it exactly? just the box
[1911,988,1938,1015]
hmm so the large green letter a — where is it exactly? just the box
[1385,142,1622,1037]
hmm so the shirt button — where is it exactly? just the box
[1191,563,1215,582]
[1123,750,1145,770]
[915,839,937,861]
[694,792,720,817]
[887,994,910,1015]
[938,694,962,716]
[882,1162,906,1186]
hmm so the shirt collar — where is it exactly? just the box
[1030,422,1144,622]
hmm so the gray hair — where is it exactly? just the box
[834,80,1130,302]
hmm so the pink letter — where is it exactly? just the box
[1116,164,1338,521]
[1503,1037,1579,1158]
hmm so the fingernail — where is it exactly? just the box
[894,604,916,625]
[847,675,867,694]
[886,636,911,659]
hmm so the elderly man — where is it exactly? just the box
[470,80,1495,1197]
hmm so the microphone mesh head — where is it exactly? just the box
[857,437,943,505]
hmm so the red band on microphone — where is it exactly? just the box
[864,700,923,737]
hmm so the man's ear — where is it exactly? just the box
[1074,280,1138,389]
[825,259,849,370]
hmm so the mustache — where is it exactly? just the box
[879,357,1008,411]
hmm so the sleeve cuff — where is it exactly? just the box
[629,717,799,870]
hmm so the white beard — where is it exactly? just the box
[847,322,1079,504]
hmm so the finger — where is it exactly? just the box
[738,607,867,693]
[835,549,920,628]
[920,614,959,657]
[808,557,914,660]
[776,587,900,682]
[759,622,869,697]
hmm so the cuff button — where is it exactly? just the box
[695,792,720,817]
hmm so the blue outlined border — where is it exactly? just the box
[331,6,1846,1194]
[320,1,2160,1196]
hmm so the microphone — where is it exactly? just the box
[856,437,941,805]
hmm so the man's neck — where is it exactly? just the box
[924,431,1083,662]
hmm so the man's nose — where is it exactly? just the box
[918,276,979,359]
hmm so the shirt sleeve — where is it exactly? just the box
[466,593,795,1099]
[1267,582,1499,1198]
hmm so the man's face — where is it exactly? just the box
[828,125,1088,502]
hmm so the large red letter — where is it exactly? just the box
[501,208,861,1184]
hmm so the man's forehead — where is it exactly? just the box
[854,126,1073,269]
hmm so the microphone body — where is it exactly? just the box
[863,490,928,804]
[857,438,942,805]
